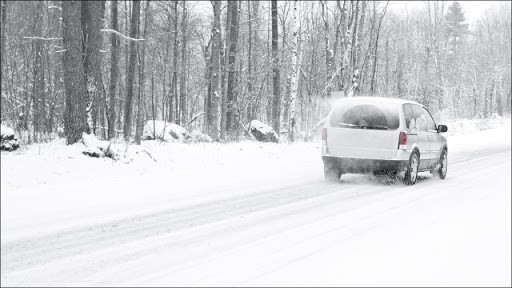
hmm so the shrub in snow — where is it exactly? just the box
[1,125,20,151]
[299,131,315,142]
[248,120,278,143]
[143,120,190,142]
[57,127,64,138]
[81,133,120,159]
[189,130,213,143]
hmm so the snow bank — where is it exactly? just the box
[143,120,189,142]
[1,125,15,138]
[81,132,123,160]
[444,114,508,135]
[189,130,213,143]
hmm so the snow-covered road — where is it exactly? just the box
[1,120,511,286]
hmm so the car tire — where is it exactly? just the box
[404,152,419,185]
[438,149,447,179]
[324,165,341,182]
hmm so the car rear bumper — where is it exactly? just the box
[322,156,409,174]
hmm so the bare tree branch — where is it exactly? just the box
[100,29,145,41]
[23,36,63,41]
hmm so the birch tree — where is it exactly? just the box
[271,0,281,136]
[289,0,299,141]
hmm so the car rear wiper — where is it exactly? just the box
[338,122,388,130]
[338,122,358,128]
[363,125,389,130]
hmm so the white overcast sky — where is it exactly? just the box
[191,1,505,31]
[388,1,504,28]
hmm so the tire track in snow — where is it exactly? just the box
[1,179,371,273]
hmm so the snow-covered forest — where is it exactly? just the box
[0,1,510,145]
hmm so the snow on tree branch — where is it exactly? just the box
[23,37,63,41]
[100,29,145,42]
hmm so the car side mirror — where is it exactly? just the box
[437,125,448,133]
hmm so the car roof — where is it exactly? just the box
[333,96,422,106]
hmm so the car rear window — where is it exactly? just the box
[329,101,400,130]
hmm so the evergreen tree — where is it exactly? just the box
[445,2,469,56]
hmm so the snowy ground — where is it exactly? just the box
[1,117,511,287]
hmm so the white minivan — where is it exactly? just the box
[321,97,448,185]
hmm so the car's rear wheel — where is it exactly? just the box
[324,165,341,182]
[438,149,447,179]
[404,152,419,185]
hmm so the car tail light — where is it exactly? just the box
[322,128,327,141]
[398,131,407,149]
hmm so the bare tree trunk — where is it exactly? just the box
[108,0,119,140]
[62,0,88,144]
[346,0,366,96]
[342,0,359,96]
[0,1,6,130]
[226,0,239,136]
[289,0,299,141]
[172,0,178,124]
[490,78,495,116]
[337,0,347,92]
[266,12,272,124]
[385,38,389,94]
[135,0,151,145]
[82,1,106,136]
[271,0,281,137]
[321,1,331,98]
[151,70,156,138]
[247,1,261,122]
[497,78,503,116]
[247,0,253,121]
[120,0,129,133]
[283,76,290,133]
[305,11,316,140]
[1,1,6,72]
[370,1,388,95]
[473,86,478,117]
[484,82,488,118]
[204,36,212,134]
[507,84,511,114]
[179,0,187,126]
[360,2,376,94]
[123,0,140,141]
[162,32,169,121]
[32,0,45,142]
[332,0,342,91]
[220,1,231,139]
[210,0,222,141]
